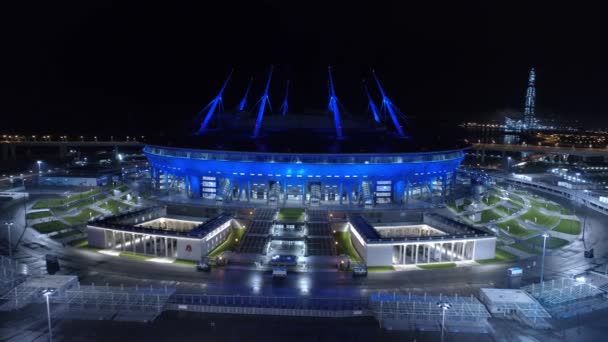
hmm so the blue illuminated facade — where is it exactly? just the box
[144,145,464,206]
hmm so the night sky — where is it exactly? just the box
[4,1,608,135]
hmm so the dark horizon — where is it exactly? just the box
[4,1,608,135]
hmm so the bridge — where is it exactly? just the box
[1,141,144,160]
[471,143,608,163]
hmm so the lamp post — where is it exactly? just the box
[540,232,550,286]
[41,288,55,342]
[37,160,42,174]
[4,221,14,258]
[437,301,452,342]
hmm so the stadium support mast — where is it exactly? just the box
[373,70,406,138]
[523,67,536,129]
[364,82,381,123]
[279,80,290,116]
[252,66,274,138]
[238,77,253,111]
[327,66,344,140]
[196,70,233,134]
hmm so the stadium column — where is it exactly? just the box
[393,180,405,204]
[247,181,251,202]
[414,244,418,264]
[164,238,168,257]
[301,181,306,205]
[121,232,126,251]
[450,242,455,261]
[339,183,343,205]
[164,173,169,191]
[188,176,201,198]
[143,235,147,255]
[442,175,448,201]
[153,237,158,256]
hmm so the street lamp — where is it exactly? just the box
[540,232,550,285]
[41,288,56,342]
[37,160,42,174]
[4,221,14,258]
[437,301,452,342]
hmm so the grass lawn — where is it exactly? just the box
[447,202,464,213]
[277,208,305,221]
[484,194,501,206]
[477,248,518,264]
[519,208,560,227]
[495,205,515,216]
[508,194,525,206]
[68,238,89,248]
[479,209,503,223]
[553,219,581,235]
[117,185,129,192]
[367,266,395,272]
[32,220,70,234]
[208,227,247,257]
[52,229,82,240]
[496,220,533,238]
[510,242,537,254]
[32,188,102,209]
[418,262,456,269]
[119,252,152,260]
[528,235,570,249]
[99,199,130,214]
[173,259,197,266]
[507,200,524,209]
[334,231,362,262]
[26,211,53,220]
[63,208,101,225]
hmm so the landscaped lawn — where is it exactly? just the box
[32,189,102,209]
[519,208,559,227]
[553,219,581,235]
[484,194,501,206]
[32,220,70,234]
[277,208,305,221]
[334,231,362,262]
[528,235,570,249]
[63,208,101,225]
[119,252,152,260]
[207,227,247,257]
[117,185,129,193]
[479,209,503,223]
[173,259,197,266]
[507,199,524,209]
[367,266,395,272]
[418,262,456,269]
[531,200,572,214]
[26,211,53,220]
[52,229,82,240]
[495,205,515,216]
[477,248,518,264]
[68,238,89,248]
[496,220,533,237]
[99,199,130,214]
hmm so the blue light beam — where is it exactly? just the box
[238,77,253,111]
[252,66,274,138]
[327,67,344,140]
[279,80,290,116]
[364,82,381,123]
[196,70,233,134]
[372,70,407,138]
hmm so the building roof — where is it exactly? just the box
[480,288,537,305]
[188,213,233,238]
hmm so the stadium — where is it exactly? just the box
[144,68,467,207]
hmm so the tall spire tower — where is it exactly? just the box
[523,67,536,129]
